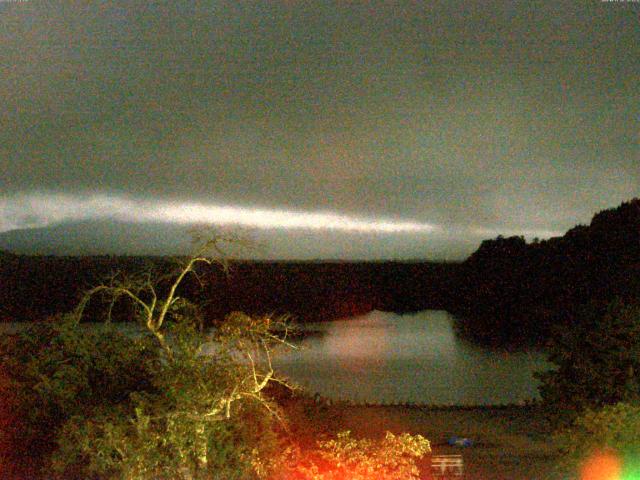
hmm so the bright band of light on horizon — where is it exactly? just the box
[0,193,440,234]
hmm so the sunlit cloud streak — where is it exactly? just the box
[0,193,440,234]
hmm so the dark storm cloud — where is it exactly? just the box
[0,0,638,258]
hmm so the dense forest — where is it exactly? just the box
[0,253,458,324]
[450,198,640,347]
[1,198,638,349]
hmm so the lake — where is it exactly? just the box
[0,310,551,406]
[274,310,550,406]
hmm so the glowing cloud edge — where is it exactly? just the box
[0,193,439,234]
[0,193,563,240]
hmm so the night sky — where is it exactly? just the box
[1,1,638,259]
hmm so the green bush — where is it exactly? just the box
[0,314,158,476]
[0,312,293,479]
[49,316,288,480]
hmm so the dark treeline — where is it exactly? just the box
[449,198,640,347]
[0,252,459,324]
[204,261,459,321]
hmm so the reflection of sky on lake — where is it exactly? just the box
[274,310,550,405]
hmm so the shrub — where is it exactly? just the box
[0,314,158,477]
[50,316,290,480]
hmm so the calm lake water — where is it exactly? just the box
[1,310,551,406]
[274,310,550,406]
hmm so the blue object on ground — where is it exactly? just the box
[448,436,473,447]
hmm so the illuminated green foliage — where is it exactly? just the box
[50,317,289,480]
[280,430,431,480]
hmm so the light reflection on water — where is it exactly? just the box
[274,310,550,405]
[0,310,550,405]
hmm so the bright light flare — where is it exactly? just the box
[581,451,622,480]
[579,450,640,480]
[0,193,439,234]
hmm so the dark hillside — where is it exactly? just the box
[451,198,640,347]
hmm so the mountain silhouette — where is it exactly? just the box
[0,220,195,256]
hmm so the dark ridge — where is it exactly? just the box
[450,198,640,347]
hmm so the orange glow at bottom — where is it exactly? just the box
[581,450,622,480]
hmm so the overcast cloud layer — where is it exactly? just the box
[0,1,638,259]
